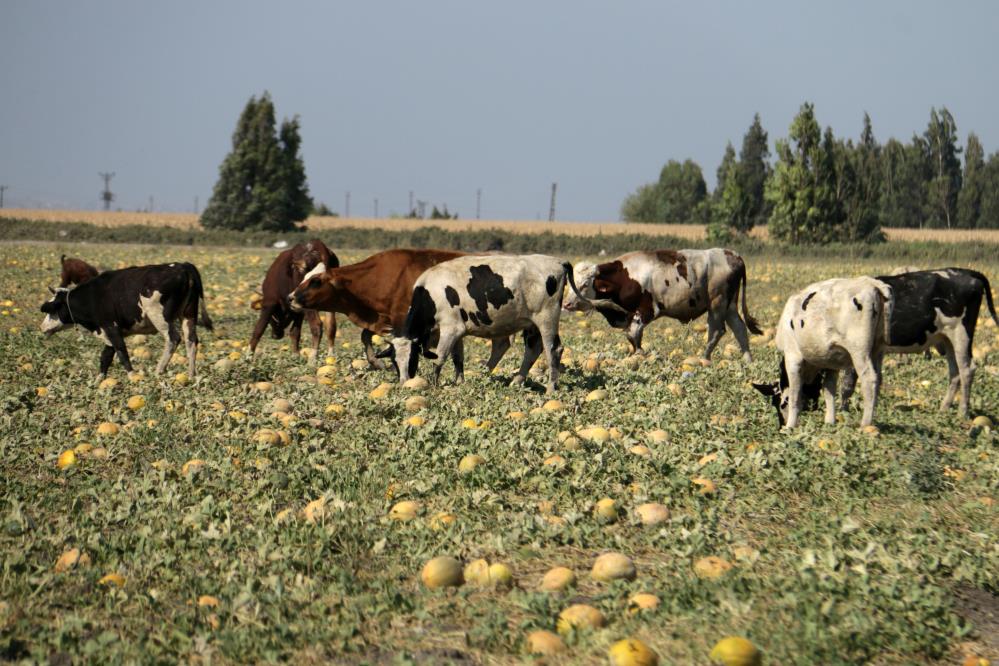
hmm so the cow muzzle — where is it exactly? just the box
[288,291,305,312]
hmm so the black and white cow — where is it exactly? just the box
[563,248,762,361]
[387,254,599,392]
[841,268,999,419]
[40,263,213,378]
[753,277,893,429]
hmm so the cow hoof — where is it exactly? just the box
[369,360,387,371]
[510,375,525,386]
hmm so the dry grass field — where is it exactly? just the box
[6,208,999,244]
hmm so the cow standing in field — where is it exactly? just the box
[289,248,484,371]
[40,262,213,377]
[841,268,999,419]
[563,248,762,361]
[753,277,894,429]
[250,240,338,360]
[59,255,99,287]
[388,254,598,392]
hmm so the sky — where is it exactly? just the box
[2,1,998,221]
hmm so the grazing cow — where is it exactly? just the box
[289,248,481,371]
[40,262,213,377]
[249,240,339,360]
[563,248,762,361]
[60,255,99,287]
[840,268,999,419]
[388,254,595,392]
[753,277,893,429]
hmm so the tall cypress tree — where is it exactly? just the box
[767,103,822,244]
[923,107,962,228]
[737,113,771,229]
[201,92,313,232]
[957,133,985,228]
[979,152,999,229]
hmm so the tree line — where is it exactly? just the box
[622,104,999,243]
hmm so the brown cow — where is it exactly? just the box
[250,240,339,360]
[60,255,99,287]
[289,248,507,371]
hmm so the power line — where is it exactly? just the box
[99,172,115,211]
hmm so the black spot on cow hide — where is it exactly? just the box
[853,298,862,311]
[467,265,513,323]
[444,286,461,307]
[459,309,468,322]
[403,286,437,355]
[545,275,558,296]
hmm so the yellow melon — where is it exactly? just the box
[557,604,605,634]
[539,566,576,592]
[421,556,463,589]
[389,500,422,521]
[594,497,619,522]
[463,558,491,586]
[709,636,761,666]
[628,592,660,614]
[693,556,733,580]
[54,548,81,573]
[525,630,566,656]
[57,449,77,470]
[609,638,659,666]
[591,552,636,582]
[458,454,485,473]
[635,503,670,526]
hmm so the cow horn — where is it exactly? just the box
[48,286,56,294]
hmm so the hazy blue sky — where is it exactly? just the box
[2,1,997,221]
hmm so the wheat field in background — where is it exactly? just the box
[4,208,999,243]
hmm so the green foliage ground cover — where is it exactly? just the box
[0,244,997,664]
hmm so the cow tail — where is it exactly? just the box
[189,265,214,332]
[969,270,999,327]
[739,265,763,335]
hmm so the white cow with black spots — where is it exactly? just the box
[753,277,894,429]
[386,254,601,392]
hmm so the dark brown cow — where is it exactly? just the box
[289,248,479,370]
[564,248,762,361]
[249,240,339,360]
[60,255,99,287]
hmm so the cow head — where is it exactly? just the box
[563,261,630,319]
[290,241,326,276]
[39,288,75,336]
[376,338,423,384]
[753,359,826,428]
[289,262,331,312]
[563,262,598,311]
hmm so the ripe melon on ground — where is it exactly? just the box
[421,556,463,589]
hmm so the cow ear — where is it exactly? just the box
[593,278,614,294]
[752,382,777,397]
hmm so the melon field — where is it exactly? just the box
[1,242,997,665]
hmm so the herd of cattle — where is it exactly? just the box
[40,241,998,430]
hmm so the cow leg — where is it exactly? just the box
[452,339,465,384]
[941,343,960,411]
[362,329,387,370]
[289,312,304,354]
[99,345,116,377]
[325,313,337,356]
[539,328,563,393]
[840,367,858,411]
[430,328,461,387]
[625,315,647,355]
[821,370,839,425]
[486,336,512,372]
[513,327,543,387]
[250,306,274,356]
[105,326,134,375]
[726,306,753,362]
[306,310,322,365]
[951,333,974,418]
[784,358,803,429]
[852,355,881,428]
[703,310,727,361]
[183,317,198,377]
[156,322,181,375]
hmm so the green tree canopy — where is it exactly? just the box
[621,159,708,224]
[201,92,313,232]
[923,107,962,229]
[957,133,985,228]
[738,113,771,228]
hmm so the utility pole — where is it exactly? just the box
[548,182,557,222]
[373,198,379,218]
[0,185,8,208]
[194,196,199,214]
[408,190,414,216]
[99,172,115,210]
[345,191,351,217]
[416,199,427,219]
[476,188,482,219]
[148,195,154,213]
